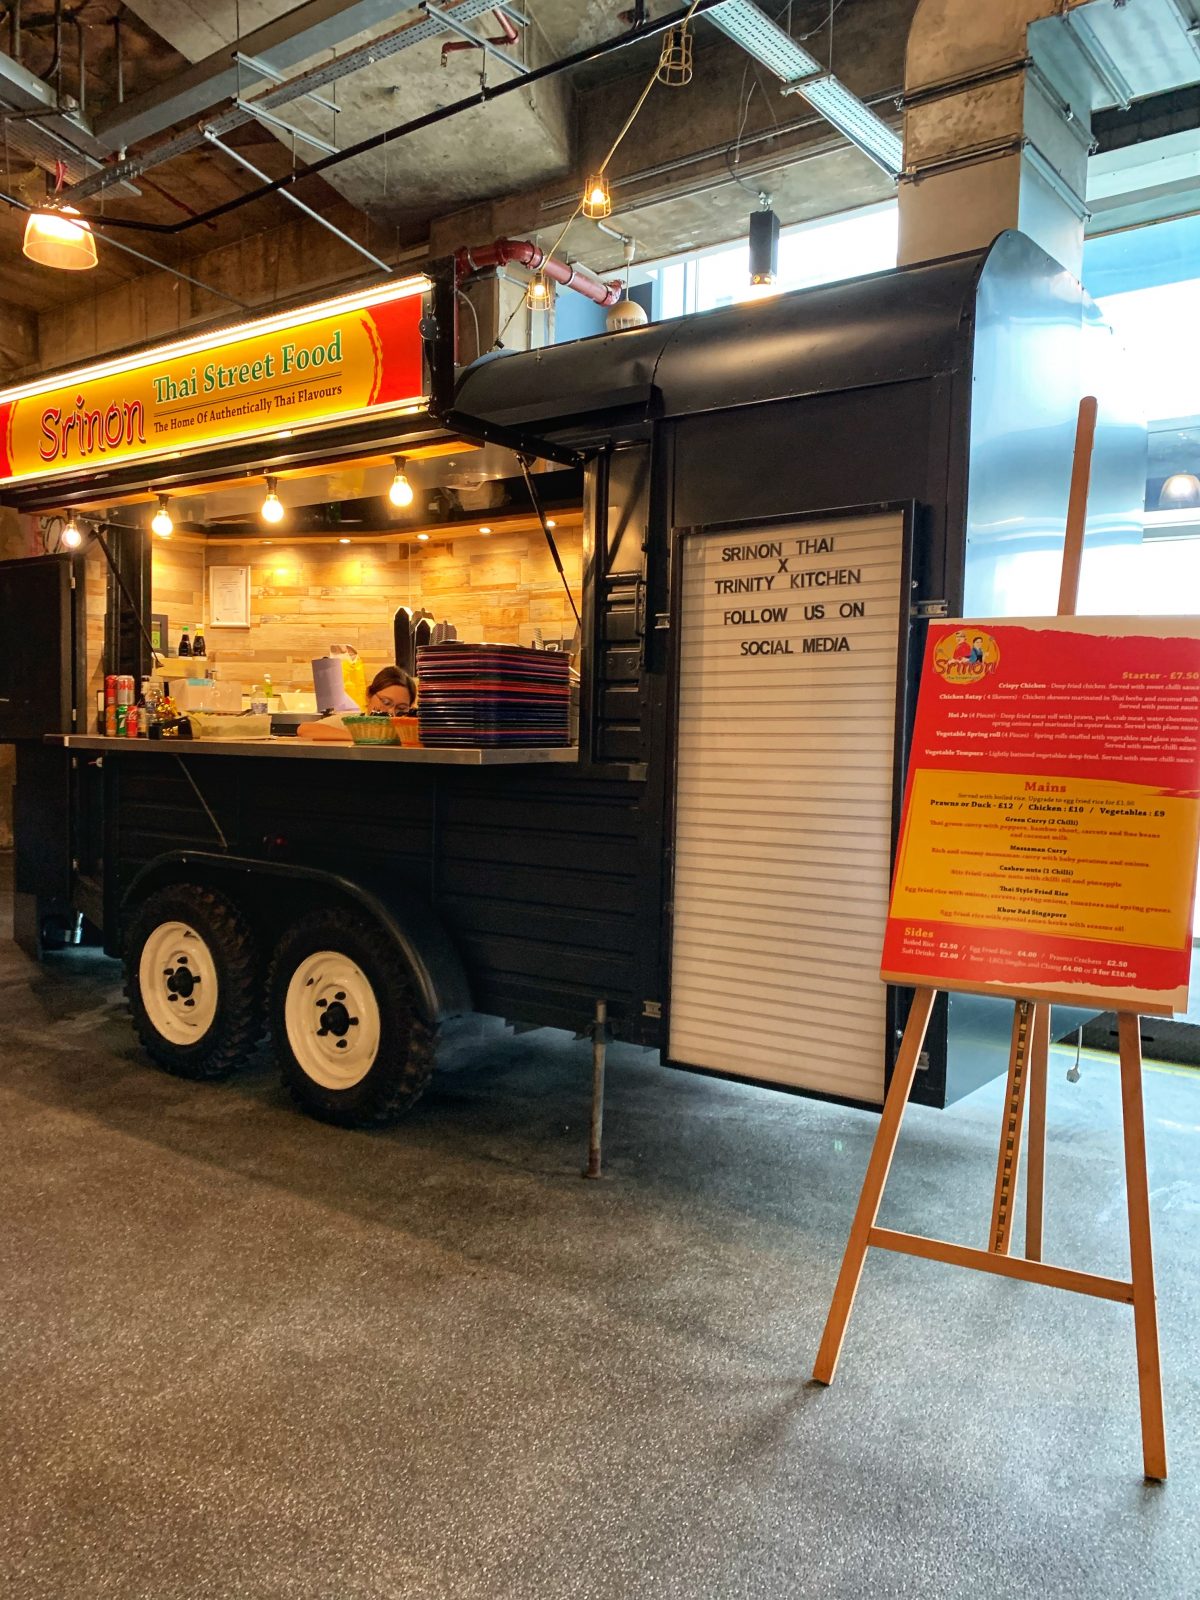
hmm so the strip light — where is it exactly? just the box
[705,0,903,178]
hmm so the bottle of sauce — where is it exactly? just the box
[178,626,191,658]
[192,622,206,658]
[137,679,162,736]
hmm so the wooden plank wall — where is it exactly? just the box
[151,528,582,690]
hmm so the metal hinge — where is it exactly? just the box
[69,572,77,589]
[911,598,949,619]
[654,612,671,631]
[642,999,662,1019]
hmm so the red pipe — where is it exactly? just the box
[441,8,519,64]
[456,238,622,307]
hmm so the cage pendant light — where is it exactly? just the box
[581,175,612,219]
[22,206,98,271]
[525,268,550,309]
[656,24,694,86]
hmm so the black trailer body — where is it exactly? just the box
[1,231,1145,1122]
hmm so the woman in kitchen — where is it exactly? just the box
[298,666,417,741]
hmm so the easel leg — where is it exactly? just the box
[1024,1002,1051,1262]
[813,986,936,1385]
[1117,1012,1167,1482]
[988,1000,1032,1254]
[583,998,607,1180]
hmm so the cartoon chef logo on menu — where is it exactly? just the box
[932,627,1000,687]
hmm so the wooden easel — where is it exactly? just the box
[812,398,1169,1482]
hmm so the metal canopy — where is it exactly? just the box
[452,244,990,431]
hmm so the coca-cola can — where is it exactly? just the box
[116,675,136,706]
[105,674,119,704]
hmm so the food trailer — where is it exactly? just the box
[0,230,1145,1129]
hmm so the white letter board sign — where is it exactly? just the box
[668,512,907,1103]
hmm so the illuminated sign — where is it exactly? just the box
[0,276,429,488]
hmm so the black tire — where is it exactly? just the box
[124,884,263,1081]
[269,907,435,1128]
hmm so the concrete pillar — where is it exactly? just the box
[899,0,1101,275]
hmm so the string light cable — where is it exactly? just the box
[496,0,705,347]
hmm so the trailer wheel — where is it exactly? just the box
[125,885,262,1080]
[269,908,435,1127]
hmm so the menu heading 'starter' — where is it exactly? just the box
[0,276,430,487]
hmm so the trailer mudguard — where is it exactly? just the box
[121,851,472,1024]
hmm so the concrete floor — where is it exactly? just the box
[2,870,1199,1598]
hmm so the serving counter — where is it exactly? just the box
[55,735,581,767]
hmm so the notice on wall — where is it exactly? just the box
[881,617,1200,1015]
[669,512,906,1105]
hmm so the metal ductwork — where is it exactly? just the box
[900,0,1200,276]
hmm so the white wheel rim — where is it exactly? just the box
[284,950,381,1091]
[139,920,219,1045]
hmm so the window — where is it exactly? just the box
[638,201,898,319]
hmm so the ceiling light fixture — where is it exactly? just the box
[657,22,694,86]
[1159,472,1200,509]
[261,477,285,524]
[338,537,352,545]
[478,525,492,535]
[748,203,780,290]
[151,495,174,538]
[525,269,550,309]
[60,516,83,549]
[389,457,415,508]
[22,207,98,272]
[581,175,613,219]
[416,532,430,542]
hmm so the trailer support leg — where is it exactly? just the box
[584,998,608,1180]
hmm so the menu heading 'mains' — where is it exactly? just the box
[0,275,430,488]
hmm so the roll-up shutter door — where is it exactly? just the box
[668,511,908,1104]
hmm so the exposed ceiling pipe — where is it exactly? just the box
[66,0,510,204]
[457,239,622,306]
[441,7,518,65]
[55,0,728,236]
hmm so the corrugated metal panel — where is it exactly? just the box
[668,512,907,1103]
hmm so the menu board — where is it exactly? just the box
[669,512,906,1103]
[882,617,1200,1015]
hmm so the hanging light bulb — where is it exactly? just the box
[581,174,612,219]
[22,206,98,272]
[525,269,550,309]
[60,517,83,549]
[389,457,415,508]
[261,477,285,524]
[151,495,174,538]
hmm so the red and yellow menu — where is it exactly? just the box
[881,618,1200,1015]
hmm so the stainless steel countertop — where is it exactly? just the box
[56,735,581,766]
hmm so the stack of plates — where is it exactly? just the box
[416,642,572,747]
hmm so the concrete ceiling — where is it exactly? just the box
[0,0,915,337]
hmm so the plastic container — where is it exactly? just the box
[188,711,272,741]
[343,713,400,746]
